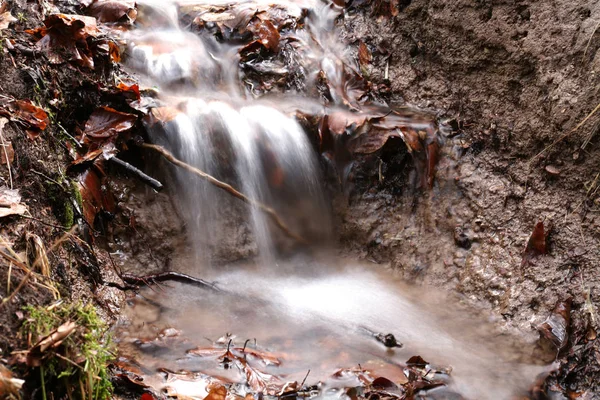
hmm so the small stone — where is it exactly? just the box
[454,227,472,249]
[545,165,560,176]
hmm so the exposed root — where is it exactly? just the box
[107,271,220,292]
[140,143,308,245]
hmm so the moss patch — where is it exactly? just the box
[21,302,113,400]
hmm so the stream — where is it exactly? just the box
[112,0,548,398]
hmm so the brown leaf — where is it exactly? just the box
[349,126,400,154]
[77,165,116,225]
[28,14,99,68]
[144,106,180,126]
[116,82,141,100]
[83,106,137,140]
[1,141,13,165]
[406,355,428,368]
[538,298,571,353]
[7,100,49,131]
[87,0,137,23]
[253,20,280,52]
[0,187,27,219]
[26,321,77,367]
[522,221,547,267]
[205,384,227,400]
[0,10,16,31]
[358,41,372,68]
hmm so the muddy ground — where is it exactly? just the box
[338,0,600,394]
[0,0,599,398]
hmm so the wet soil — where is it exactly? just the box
[338,0,600,393]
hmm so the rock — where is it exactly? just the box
[454,227,472,249]
[545,165,560,176]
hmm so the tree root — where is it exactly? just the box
[107,271,220,292]
[140,143,308,245]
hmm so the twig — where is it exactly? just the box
[300,369,311,388]
[0,118,13,189]
[20,214,67,230]
[109,157,163,191]
[140,143,308,244]
[106,271,220,292]
[529,102,600,164]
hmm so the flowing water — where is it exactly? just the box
[114,1,548,398]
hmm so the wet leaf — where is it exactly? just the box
[144,106,181,126]
[27,321,77,367]
[358,41,372,68]
[0,99,49,131]
[371,376,398,389]
[87,0,137,23]
[77,165,116,225]
[0,186,28,219]
[117,82,141,100]
[27,14,99,68]
[522,221,547,267]
[538,298,572,354]
[250,20,280,52]
[83,106,137,140]
[205,384,227,400]
[406,356,428,369]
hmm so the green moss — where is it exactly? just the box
[21,303,114,400]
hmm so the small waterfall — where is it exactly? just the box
[126,0,333,264]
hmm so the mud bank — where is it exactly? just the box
[338,0,600,393]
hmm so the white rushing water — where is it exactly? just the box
[115,1,547,398]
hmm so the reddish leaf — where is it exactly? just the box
[77,165,116,225]
[358,41,372,68]
[28,14,99,68]
[87,0,137,23]
[83,106,137,140]
[522,221,547,266]
[5,100,49,131]
[205,384,227,400]
[253,20,280,52]
[116,82,141,100]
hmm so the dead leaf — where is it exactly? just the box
[0,3,16,31]
[27,321,77,367]
[143,106,180,126]
[205,384,227,400]
[522,221,547,267]
[251,20,280,52]
[358,41,372,68]
[538,298,571,354]
[406,355,428,369]
[77,164,116,225]
[0,141,13,165]
[83,106,137,140]
[0,99,49,131]
[87,0,137,23]
[28,14,99,68]
[0,186,28,218]
[0,364,23,398]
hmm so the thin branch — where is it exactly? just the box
[109,156,163,191]
[140,143,308,245]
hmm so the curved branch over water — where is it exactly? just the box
[140,143,308,245]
